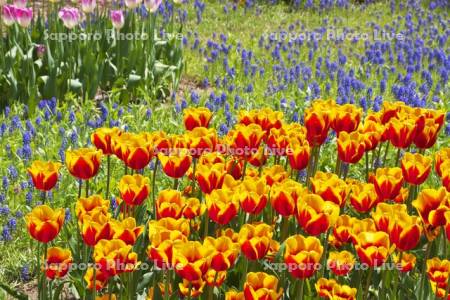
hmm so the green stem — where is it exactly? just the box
[78,179,83,199]
[365,151,369,182]
[280,216,290,242]
[173,178,179,190]
[335,153,342,177]
[164,268,169,300]
[85,180,89,198]
[42,243,48,300]
[392,251,403,300]
[106,155,111,200]
[187,281,193,300]
[395,147,401,166]
[297,279,305,300]
[420,241,433,300]
[191,158,197,194]
[152,158,159,218]
[363,268,373,300]
[241,160,248,181]
[382,142,390,167]
[41,191,47,205]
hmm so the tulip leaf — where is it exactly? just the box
[0,282,28,300]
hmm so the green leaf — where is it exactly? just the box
[0,282,28,300]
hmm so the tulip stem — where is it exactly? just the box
[106,155,111,200]
[335,154,342,177]
[41,191,46,205]
[280,216,290,241]
[420,241,432,300]
[392,251,403,300]
[395,147,401,166]
[382,142,390,167]
[173,178,179,190]
[78,179,83,199]
[365,151,369,182]
[85,180,89,198]
[242,160,248,181]
[42,243,48,300]
[363,268,373,300]
[297,279,305,300]
[164,268,170,300]
[152,158,159,218]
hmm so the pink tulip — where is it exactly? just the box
[81,0,96,14]
[2,5,15,26]
[15,7,33,28]
[124,0,141,9]
[58,7,81,29]
[144,0,162,13]
[110,10,124,30]
[13,0,27,8]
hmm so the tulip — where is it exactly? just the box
[327,250,355,276]
[331,104,362,133]
[427,257,450,288]
[122,134,153,170]
[331,284,357,300]
[15,7,32,28]
[350,219,377,244]
[195,163,227,194]
[118,174,150,206]
[225,290,245,300]
[25,205,65,243]
[296,193,340,236]
[354,231,390,267]
[2,5,15,26]
[226,159,245,180]
[304,102,332,146]
[243,272,283,300]
[186,127,218,158]
[91,127,121,155]
[81,0,96,13]
[270,179,304,216]
[27,161,62,192]
[237,177,268,215]
[238,108,283,132]
[45,247,72,280]
[66,148,102,180]
[284,234,323,279]
[80,211,113,246]
[179,279,206,297]
[149,217,190,237]
[58,7,81,29]
[440,160,450,192]
[380,101,403,123]
[401,152,432,185]
[238,223,273,260]
[158,149,192,179]
[75,194,110,220]
[262,165,288,186]
[94,239,138,275]
[144,0,162,13]
[206,189,239,225]
[287,138,310,171]
[247,146,268,167]
[172,241,214,281]
[412,188,449,236]
[112,217,144,245]
[310,172,348,207]
[349,182,378,213]
[392,252,416,272]
[124,0,142,9]
[203,236,239,271]
[227,124,266,159]
[337,131,365,164]
[388,117,417,149]
[388,212,422,251]
[204,269,226,287]
[183,107,213,130]
[147,225,187,269]
[266,127,289,155]
[315,278,337,298]
[182,197,205,219]
[359,120,383,151]
[435,148,450,177]
[371,167,404,201]
[414,118,441,149]
[332,215,357,245]
[156,189,185,219]
[110,10,124,30]
[371,203,407,233]
[84,267,109,291]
